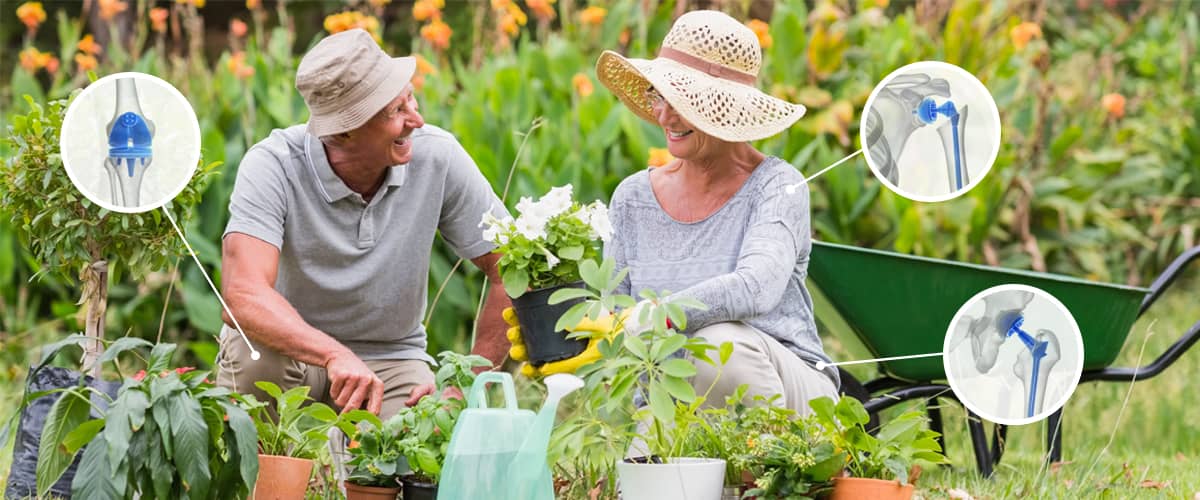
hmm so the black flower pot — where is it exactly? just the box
[510,281,589,365]
[400,475,437,500]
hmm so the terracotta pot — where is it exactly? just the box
[829,477,914,500]
[251,454,313,500]
[343,481,400,500]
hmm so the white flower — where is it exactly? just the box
[545,251,560,269]
[515,196,537,216]
[514,214,548,240]
[587,202,613,242]
[540,185,574,216]
[479,212,513,245]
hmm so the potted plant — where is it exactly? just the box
[810,396,947,500]
[33,339,260,499]
[342,351,489,500]
[480,184,612,365]
[546,258,731,500]
[246,381,362,500]
[342,413,405,500]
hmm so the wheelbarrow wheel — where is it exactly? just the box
[836,368,881,433]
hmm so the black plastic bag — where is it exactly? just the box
[4,366,120,500]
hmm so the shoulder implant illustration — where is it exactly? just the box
[105,78,154,207]
[953,291,1062,418]
[864,73,970,191]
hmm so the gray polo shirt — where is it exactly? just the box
[224,124,506,362]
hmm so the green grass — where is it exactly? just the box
[819,273,1200,499]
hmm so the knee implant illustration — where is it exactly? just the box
[104,78,154,207]
[954,291,1062,418]
[864,73,970,192]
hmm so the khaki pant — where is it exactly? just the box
[692,322,839,416]
[215,327,434,419]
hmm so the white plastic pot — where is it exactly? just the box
[616,457,726,500]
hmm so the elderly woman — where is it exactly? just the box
[595,10,839,413]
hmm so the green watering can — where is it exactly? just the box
[438,372,583,500]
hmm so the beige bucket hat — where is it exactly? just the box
[296,29,416,137]
[596,10,805,142]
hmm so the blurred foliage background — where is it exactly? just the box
[0,0,1196,388]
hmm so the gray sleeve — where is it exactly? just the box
[673,183,810,330]
[223,147,288,249]
[437,137,507,260]
[603,188,632,297]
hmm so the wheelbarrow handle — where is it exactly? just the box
[1139,245,1200,317]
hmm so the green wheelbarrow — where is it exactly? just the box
[808,240,1200,477]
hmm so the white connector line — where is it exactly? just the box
[162,208,260,360]
[815,352,943,371]
[785,148,863,194]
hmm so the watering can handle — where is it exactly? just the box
[466,372,519,410]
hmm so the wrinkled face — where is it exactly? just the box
[646,86,730,161]
[349,84,425,166]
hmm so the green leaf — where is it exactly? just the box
[169,394,212,499]
[71,438,120,500]
[718,341,734,365]
[219,401,260,492]
[660,375,696,403]
[502,266,529,298]
[647,381,675,424]
[652,334,687,361]
[622,331,649,359]
[835,395,871,427]
[148,343,177,373]
[104,388,149,467]
[96,337,153,366]
[558,245,584,260]
[37,390,93,496]
[659,358,696,378]
[62,418,104,455]
[34,333,90,374]
[577,259,601,288]
[548,287,593,304]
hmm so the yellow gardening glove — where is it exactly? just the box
[505,307,625,378]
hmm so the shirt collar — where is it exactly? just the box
[305,132,409,204]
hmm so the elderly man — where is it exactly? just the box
[216,29,511,418]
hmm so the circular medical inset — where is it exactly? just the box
[860,61,1001,202]
[60,72,200,214]
[943,284,1083,426]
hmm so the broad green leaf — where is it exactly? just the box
[548,287,593,304]
[659,358,696,378]
[718,341,734,365]
[169,394,212,499]
[148,343,177,373]
[835,395,871,427]
[70,439,119,500]
[62,418,104,455]
[660,375,696,403]
[96,337,153,366]
[622,332,649,359]
[219,401,260,491]
[502,266,529,298]
[558,245,584,260]
[34,333,90,374]
[37,390,92,497]
[652,334,687,361]
[104,388,148,467]
[646,381,674,424]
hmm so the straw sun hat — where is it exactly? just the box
[596,10,805,143]
[296,29,416,137]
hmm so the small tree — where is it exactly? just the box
[0,93,217,374]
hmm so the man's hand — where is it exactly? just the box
[506,307,624,377]
[324,351,384,415]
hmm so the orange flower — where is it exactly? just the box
[1101,93,1125,119]
[746,19,772,50]
[75,53,99,72]
[19,47,52,72]
[526,0,556,22]
[572,73,593,97]
[491,0,511,9]
[648,148,673,167]
[412,0,439,21]
[246,0,260,9]
[227,51,256,79]
[98,0,127,20]
[175,0,206,7]
[1010,21,1042,50]
[619,29,630,46]
[420,19,452,50]
[415,54,437,76]
[497,3,526,37]
[368,0,391,6]
[230,18,248,38]
[579,6,606,26]
[77,34,103,55]
[16,2,46,31]
[149,7,168,32]
[132,370,147,382]
[323,12,381,41]
[45,56,59,73]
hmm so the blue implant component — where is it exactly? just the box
[914,97,964,189]
[107,112,153,177]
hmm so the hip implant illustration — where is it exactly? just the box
[104,78,154,207]
[954,290,1062,419]
[864,73,970,192]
